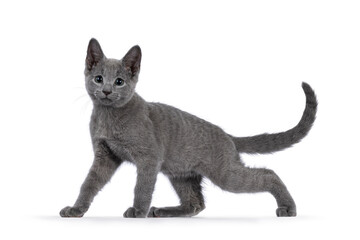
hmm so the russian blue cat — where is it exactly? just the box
[60,39,317,218]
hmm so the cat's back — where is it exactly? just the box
[147,101,236,174]
[147,102,209,134]
[147,101,231,148]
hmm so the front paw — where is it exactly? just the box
[123,207,147,218]
[60,206,86,218]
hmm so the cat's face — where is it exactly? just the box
[84,39,141,107]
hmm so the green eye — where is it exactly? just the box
[94,75,103,83]
[115,78,125,86]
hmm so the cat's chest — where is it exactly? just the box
[91,117,134,159]
[90,113,146,159]
[91,115,127,141]
[89,105,155,162]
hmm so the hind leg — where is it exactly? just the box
[207,160,296,217]
[148,174,205,217]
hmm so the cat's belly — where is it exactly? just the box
[159,156,199,178]
[160,166,199,179]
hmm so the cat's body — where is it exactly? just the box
[60,39,317,218]
[92,93,242,179]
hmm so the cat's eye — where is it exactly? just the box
[115,78,125,86]
[94,75,103,84]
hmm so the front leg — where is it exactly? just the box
[60,142,121,217]
[123,164,159,218]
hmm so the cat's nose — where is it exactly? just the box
[102,90,112,96]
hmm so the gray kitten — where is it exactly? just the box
[60,39,317,218]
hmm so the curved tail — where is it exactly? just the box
[230,82,317,154]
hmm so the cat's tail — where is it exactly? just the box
[229,82,317,154]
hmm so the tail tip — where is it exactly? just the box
[301,82,316,96]
[301,81,318,109]
[301,82,311,90]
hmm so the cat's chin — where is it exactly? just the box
[98,98,115,106]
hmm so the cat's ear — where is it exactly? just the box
[86,38,105,71]
[122,45,142,77]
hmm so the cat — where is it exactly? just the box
[60,38,317,218]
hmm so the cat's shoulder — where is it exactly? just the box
[147,101,185,117]
[146,101,203,125]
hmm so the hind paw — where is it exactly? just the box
[276,207,297,217]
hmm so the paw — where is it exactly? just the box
[60,206,86,218]
[123,207,147,218]
[147,207,160,218]
[147,205,205,218]
[276,206,297,217]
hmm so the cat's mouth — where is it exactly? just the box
[93,91,119,106]
[99,97,114,105]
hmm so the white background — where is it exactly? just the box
[1,0,359,239]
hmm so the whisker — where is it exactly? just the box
[73,94,89,103]
[80,99,92,115]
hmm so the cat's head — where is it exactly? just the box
[84,38,141,107]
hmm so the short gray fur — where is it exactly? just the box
[60,39,317,218]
